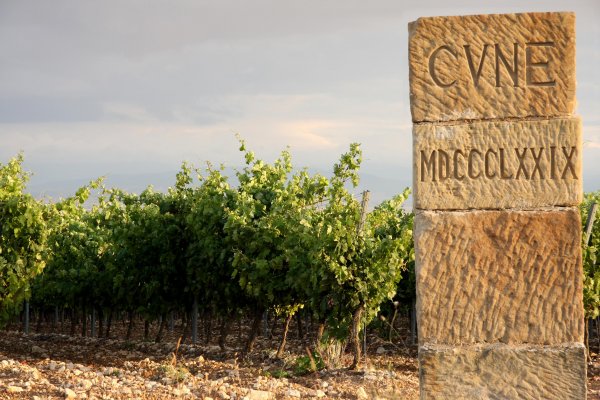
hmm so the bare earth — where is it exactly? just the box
[0,329,597,399]
[0,329,419,400]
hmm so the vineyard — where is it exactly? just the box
[0,141,599,398]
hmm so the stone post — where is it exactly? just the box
[409,12,586,399]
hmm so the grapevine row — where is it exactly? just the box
[1,142,414,368]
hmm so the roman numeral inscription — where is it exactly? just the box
[409,12,586,399]
[419,146,577,182]
[409,13,575,122]
[413,118,581,210]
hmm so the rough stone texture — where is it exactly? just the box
[409,12,575,123]
[415,208,583,345]
[413,118,582,210]
[419,343,587,400]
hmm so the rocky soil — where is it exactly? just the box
[0,330,419,399]
[0,329,598,399]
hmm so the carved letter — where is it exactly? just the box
[526,42,556,87]
[484,149,497,178]
[499,148,513,179]
[438,149,450,181]
[495,43,519,87]
[421,150,437,182]
[561,146,578,179]
[428,46,457,88]
[464,44,489,88]
[550,146,557,179]
[468,149,482,179]
[453,150,465,180]
[515,148,530,179]
[529,147,545,179]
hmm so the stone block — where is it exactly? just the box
[419,343,587,400]
[415,208,584,345]
[409,12,575,122]
[413,117,582,210]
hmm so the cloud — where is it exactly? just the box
[583,122,600,150]
[0,0,598,199]
[102,103,157,123]
[277,120,342,149]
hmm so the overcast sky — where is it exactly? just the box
[1,0,599,205]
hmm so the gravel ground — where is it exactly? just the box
[0,331,419,399]
[1,329,598,399]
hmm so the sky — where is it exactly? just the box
[1,0,599,206]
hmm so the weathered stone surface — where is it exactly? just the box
[409,12,575,122]
[419,343,587,400]
[415,208,583,345]
[413,117,582,210]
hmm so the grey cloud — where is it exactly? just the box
[0,0,598,201]
[0,97,101,123]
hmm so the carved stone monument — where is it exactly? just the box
[409,12,586,399]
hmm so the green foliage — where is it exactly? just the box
[13,140,414,350]
[293,351,325,375]
[226,139,329,317]
[286,144,413,339]
[0,154,48,322]
[104,183,190,319]
[186,164,248,315]
[582,191,600,319]
[225,141,413,343]
[32,178,106,310]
